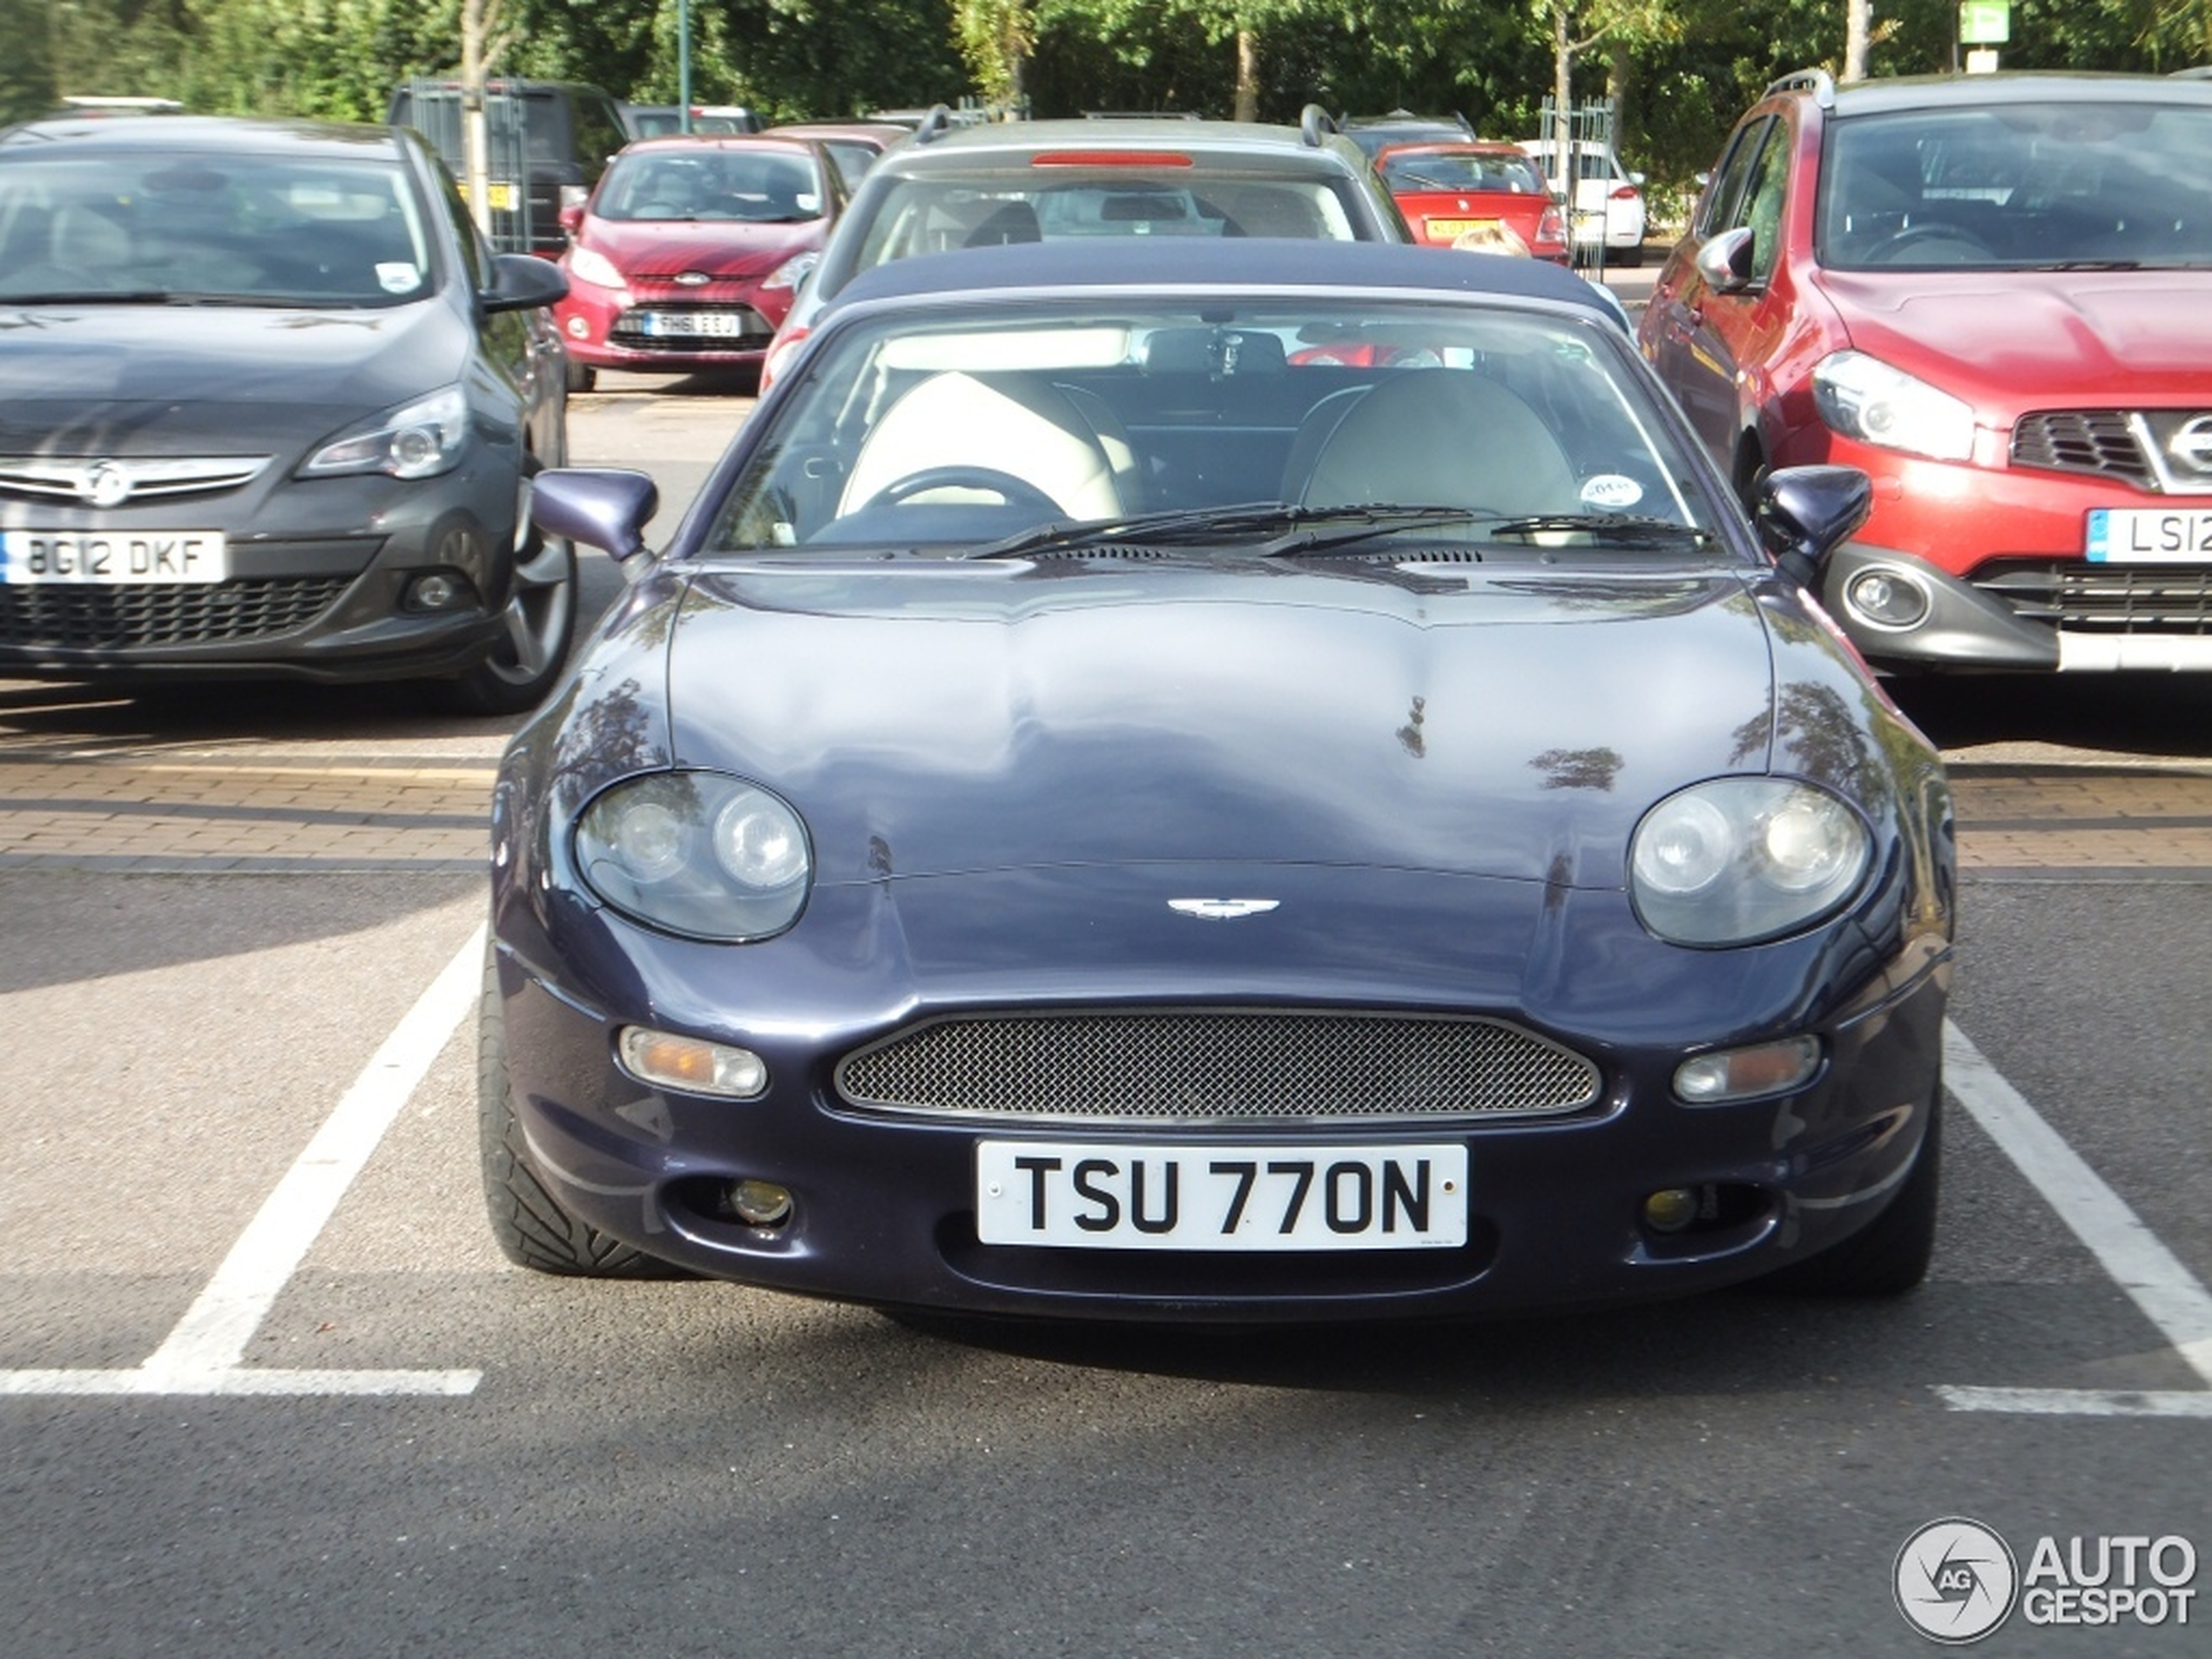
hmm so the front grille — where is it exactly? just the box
[836,1009,1603,1123]
[0,455,272,505]
[1975,560,2212,635]
[2012,411,2152,487]
[0,577,349,649]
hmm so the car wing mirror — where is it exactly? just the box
[531,468,661,575]
[1693,226,1757,294]
[483,251,570,314]
[1756,465,1871,590]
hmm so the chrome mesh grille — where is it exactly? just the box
[835,1010,1602,1123]
[0,577,348,649]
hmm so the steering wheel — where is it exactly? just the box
[860,467,1063,515]
[1866,224,1989,264]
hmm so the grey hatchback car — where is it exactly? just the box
[761,107,1410,386]
[0,113,576,713]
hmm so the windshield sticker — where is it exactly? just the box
[375,263,422,293]
[1580,474,1643,509]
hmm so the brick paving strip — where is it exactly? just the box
[0,756,495,873]
[0,753,2208,877]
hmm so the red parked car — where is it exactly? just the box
[1374,140,1569,263]
[552,135,846,391]
[1639,70,2212,675]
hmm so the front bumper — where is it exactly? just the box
[491,929,1952,1323]
[0,463,524,685]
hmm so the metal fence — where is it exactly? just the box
[1534,97,1621,273]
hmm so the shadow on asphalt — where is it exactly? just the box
[1889,673,2212,763]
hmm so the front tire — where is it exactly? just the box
[478,952,682,1278]
[444,528,577,716]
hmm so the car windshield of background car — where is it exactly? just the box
[709,298,1715,555]
[598,152,823,223]
[1817,101,2212,270]
[0,153,433,305]
[852,172,1361,272]
[1382,153,1548,195]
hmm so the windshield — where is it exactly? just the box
[844,168,1363,280]
[708,295,1722,556]
[1381,152,1548,195]
[1818,100,2212,269]
[595,149,824,223]
[0,152,432,306]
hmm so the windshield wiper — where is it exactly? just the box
[1480,512,1716,548]
[965,502,1486,561]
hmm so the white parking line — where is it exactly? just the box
[0,926,485,1399]
[1937,1020,2212,1417]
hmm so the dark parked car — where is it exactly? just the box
[484,239,1955,1322]
[552,134,846,392]
[0,113,577,712]
[1640,69,2212,674]
[388,79,629,258]
[1341,109,1476,160]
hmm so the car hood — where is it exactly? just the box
[663,557,1793,890]
[1818,267,2212,407]
[0,298,465,452]
[577,217,820,280]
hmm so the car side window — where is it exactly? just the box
[1739,120,1793,283]
[1696,116,1772,240]
[428,152,490,290]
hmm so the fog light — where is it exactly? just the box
[565,314,590,340]
[1642,1188,1701,1234]
[727,1178,792,1227]
[408,572,462,610]
[1675,1035,1821,1104]
[1844,566,1930,630]
[617,1027,768,1098]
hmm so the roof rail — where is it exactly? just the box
[1299,104,1340,147]
[1764,68,1836,108]
[913,104,954,145]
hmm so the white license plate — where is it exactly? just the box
[2086,508,2212,563]
[974,1140,1467,1251]
[0,530,228,584]
[636,311,743,339]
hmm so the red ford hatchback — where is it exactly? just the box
[552,134,845,392]
[1374,140,1570,262]
[1640,71,2212,674]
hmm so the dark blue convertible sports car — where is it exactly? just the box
[485,239,1955,1322]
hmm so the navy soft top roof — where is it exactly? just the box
[830,237,1616,318]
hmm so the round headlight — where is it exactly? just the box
[1631,793,1735,897]
[1629,779,1871,947]
[575,772,813,941]
[711,792,809,890]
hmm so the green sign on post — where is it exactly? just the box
[1959,0,2011,44]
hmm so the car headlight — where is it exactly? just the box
[762,250,819,292]
[300,385,470,481]
[1811,350,1975,462]
[1630,779,1871,947]
[566,245,627,291]
[573,772,812,941]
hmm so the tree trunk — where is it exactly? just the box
[1844,0,1871,83]
[1234,30,1258,123]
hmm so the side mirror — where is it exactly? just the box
[483,251,570,314]
[1692,226,1757,293]
[530,468,661,574]
[1755,465,1871,590]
